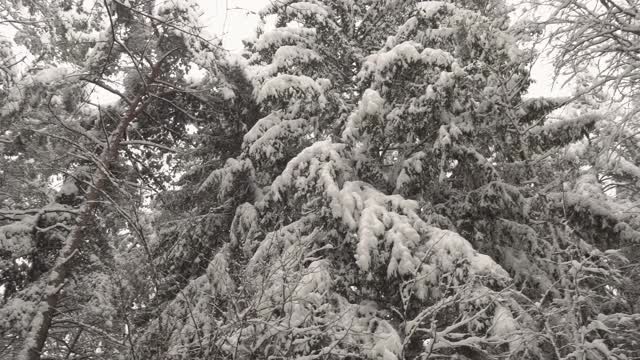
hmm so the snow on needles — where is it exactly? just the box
[338,181,421,275]
[270,140,348,215]
[265,138,509,300]
[254,27,317,52]
[416,1,449,16]
[359,41,455,82]
[272,46,321,68]
[0,216,36,256]
[198,158,254,200]
[285,2,330,19]
[256,74,324,103]
[335,180,509,296]
[342,89,385,142]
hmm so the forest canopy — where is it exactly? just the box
[1,0,639,359]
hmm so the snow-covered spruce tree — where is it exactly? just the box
[132,0,388,357]
[136,1,638,360]
[0,0,235,358]
[128,61,264,359]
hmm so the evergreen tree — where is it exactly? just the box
[135,0,639,359]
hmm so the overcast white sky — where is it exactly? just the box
[200,0,269,52]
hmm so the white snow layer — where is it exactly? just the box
[359,41,454,81]
[272,45,321,68]
[265,139,509,301]
[0,216,36,255]
[336,180,509,297]
[256,74,324,103]
[285,2,330,19]
[342,89,385,142]
[254,27,317,52]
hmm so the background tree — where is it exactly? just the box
[0,0,237,358]
[533,0,640,329]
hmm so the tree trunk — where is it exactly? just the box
[18,59,164,359]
